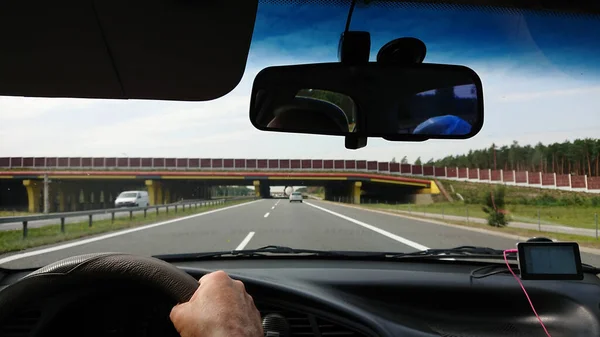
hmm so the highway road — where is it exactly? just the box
[1,199,599,269]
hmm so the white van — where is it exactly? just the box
[114,191,149,208]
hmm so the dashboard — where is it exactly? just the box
[1,258,600,337]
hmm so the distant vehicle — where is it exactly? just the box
[115,191,149,207]
[289,192,303,203]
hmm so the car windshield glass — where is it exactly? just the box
[118,193,138,198]
[1,2,599,269]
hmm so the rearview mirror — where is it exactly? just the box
[250,63,483,140]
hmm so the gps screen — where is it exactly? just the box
[524,245,577,274]
[518,242,583,280]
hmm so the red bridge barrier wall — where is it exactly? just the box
[1,157,599,193]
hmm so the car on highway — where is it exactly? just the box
[289,192,303,203]
[0,1,599,337]
[114,191,149,208]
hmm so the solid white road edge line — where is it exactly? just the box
[264,212,270,218]
[305,202,429,251]
[235,231,255,250]
[0,199,264,265]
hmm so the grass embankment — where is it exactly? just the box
[356,203,600,250]
[443,178,600,205]
[434,179,599,228]
[364,202,599,229]
[0,211,32,217]
[0,200,250,254]
[358,178,600,246]
[421,214,600,250]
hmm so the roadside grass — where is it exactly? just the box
[0,200,251,254]
[428,217,600,251]
[362,202,599,229]
[355,203,600,250]
[438,178,600,203]
[0,211,33,217]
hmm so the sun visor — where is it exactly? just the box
[0,0,258,101]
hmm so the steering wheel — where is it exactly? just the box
[0,253,200,322]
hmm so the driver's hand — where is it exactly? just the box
[170,270,263,337]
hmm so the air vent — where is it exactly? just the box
[316,317,360,337]
[258,305,314,336]
[258,304,366,337]
[0,310,41,337]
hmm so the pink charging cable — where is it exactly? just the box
[503,249,552,337]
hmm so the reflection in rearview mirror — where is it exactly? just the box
[398,84,478,136]
[266,89,357,133]
[250,63,484,140]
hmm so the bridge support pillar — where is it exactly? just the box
[416,180,441,195]
[57,185,68,212]
[351,181,362,204]
[252,180,270,198]
[159,183,166,204]
[82,190,90,210]
[69,189,79,211]
[260,182,270,198]
[78,189,85,211]
[99,190,106,209]
[253,180,261,197]
[145,180,163,206]
[23,180,42,213]
[323,186,333,201]
[85,189,92,210]
[164,187,171,204]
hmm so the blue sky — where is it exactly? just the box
[1,3,599,163]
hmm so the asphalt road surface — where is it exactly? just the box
[1,199,599,269]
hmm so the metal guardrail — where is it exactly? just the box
[0,199,228,238]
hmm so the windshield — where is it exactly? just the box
[118,193,138,199]
[1,2,599,269]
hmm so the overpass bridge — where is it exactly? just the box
[0,157,439,213]
[3,156,599,213]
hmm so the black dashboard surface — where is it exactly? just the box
[1,259,599,337]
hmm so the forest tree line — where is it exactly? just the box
[404,139,600,176]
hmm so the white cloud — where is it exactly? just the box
[491,86,600,103]
[1,42,599,162]
[0,96,93,121]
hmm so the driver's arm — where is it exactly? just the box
[170,270,263,337]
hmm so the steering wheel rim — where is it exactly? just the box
[0,253,199,322]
